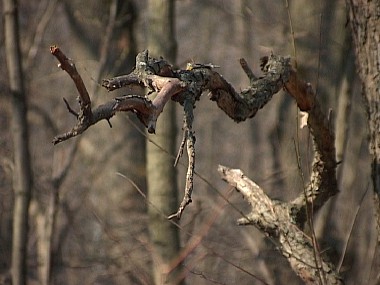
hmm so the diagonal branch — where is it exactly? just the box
[218,165,343,285]
[50,46,111,144]
[50,46,91,111]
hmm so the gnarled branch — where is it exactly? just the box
[52,48,292,144]
[218,165,342,285]
[51,48,337,224]
[51,47,341,281]
[217,61,340,283]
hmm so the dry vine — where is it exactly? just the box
[51,46,341,283]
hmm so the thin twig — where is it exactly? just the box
[50,46,120,144]
[174,128,186,167]
[337,185,370,272]
[62,97,78,117]
[239,58,257,83]
[168,97,196,220]
[50,46,91,110]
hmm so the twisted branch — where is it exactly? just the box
[51,47,333,221]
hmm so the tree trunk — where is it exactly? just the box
[346,0,380,241]
[146,1,183,284]
[3,0,33,284]
[346,2,380,281]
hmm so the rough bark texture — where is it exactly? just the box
[346,0,380,243]
[3,0,33,284]
[218,166,342,285]
[345,2,380,282]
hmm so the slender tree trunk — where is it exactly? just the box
[146,1,183,284]
[33,141,78,285]
[3,0,33,284]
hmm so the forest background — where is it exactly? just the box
[0,0,378,284]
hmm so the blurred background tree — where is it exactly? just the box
[145,0,183,284]
[3,0,32,284]
[0,0,377,284]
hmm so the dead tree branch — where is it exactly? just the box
[168,97,196,220]
[50,46,117,144]
[51,47,341,281]
[283,69,338,224]
[218,60,340,283]
[218,165,342,285]
[51,48,337,223]
[53,48,290,145]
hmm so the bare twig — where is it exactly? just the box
[337,186,369,273]
[239,58,257,83]
[44,46,343,283]
[168,97,196,220]
[50,46,119,144]
[174,129,186,167]
[50,46,91,109]
[62,97,78,118]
